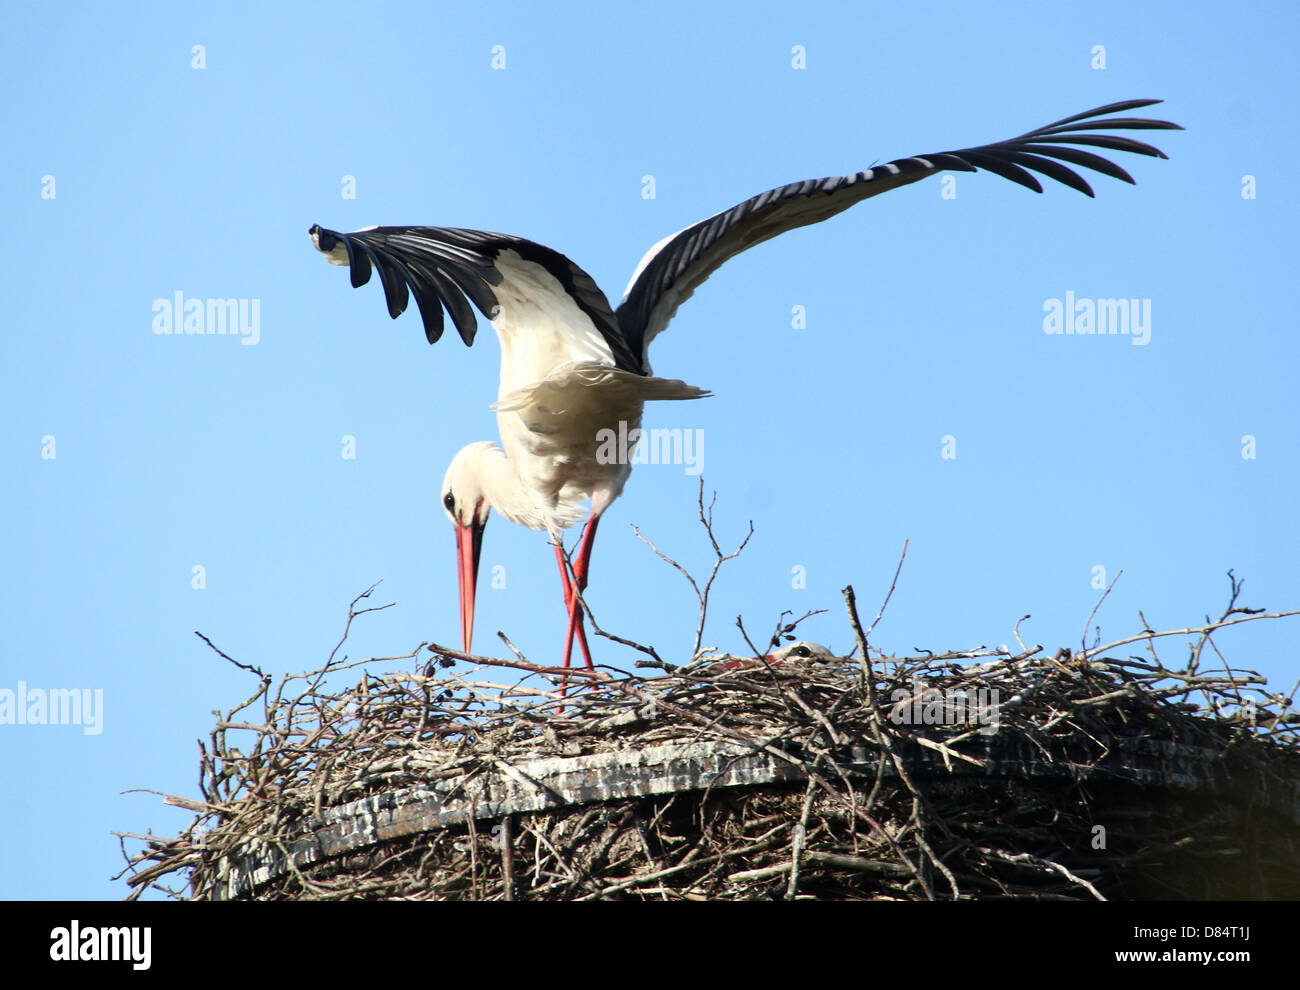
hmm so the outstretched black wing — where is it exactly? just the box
[308,225,640,373]
[615,99,1182,363]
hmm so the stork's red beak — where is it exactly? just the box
[455,518,485,653]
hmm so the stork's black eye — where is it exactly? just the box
[792,645,811,658]
[442,491,455,513]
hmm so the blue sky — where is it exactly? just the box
[2,1,1297,899]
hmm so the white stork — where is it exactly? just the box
[310,99,1179,676]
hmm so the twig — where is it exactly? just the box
[1081,569,1122,657]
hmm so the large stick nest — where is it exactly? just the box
[118,571,1300,901]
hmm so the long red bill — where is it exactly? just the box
[455,519,484,653]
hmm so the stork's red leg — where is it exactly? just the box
[552,540,593,674]
[561,512,600,672]
[559,513,599,674]
[570,511,601,594]
[549,539,589,716]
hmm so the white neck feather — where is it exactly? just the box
[470,443,556,532]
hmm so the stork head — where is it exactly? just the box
[440,443,496,655]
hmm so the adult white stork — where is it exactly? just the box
[310,98,1180,677]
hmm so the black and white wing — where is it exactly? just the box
[616,99,1182,363]
[308,225,646,375]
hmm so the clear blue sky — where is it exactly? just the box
[2,1,1296,899]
